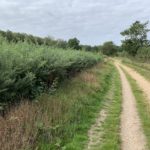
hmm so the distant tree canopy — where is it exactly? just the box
[68,38,81,50]
[0,31,83,50]
[121,21,150,56]
[0,30,103,52]
[101,41,118,56]
[0,30,69,50]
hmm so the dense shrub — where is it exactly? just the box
[101,41,119,56]
[0,36,101,103]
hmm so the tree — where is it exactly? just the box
[102,41,118,56]
[6,30,14,42]
[0,30,6,37]
[121,21,150,56]
[68,38,81,50]
[36,37,44,45]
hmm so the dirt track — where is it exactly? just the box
[86,61,148,150]
[120,63,150,103]
[115,63,146,150]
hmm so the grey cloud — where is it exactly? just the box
[0,0,150,45]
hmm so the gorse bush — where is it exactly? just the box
[0,36,101,103]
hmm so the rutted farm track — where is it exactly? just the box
[115,62,147,150]
[86,60,150,150]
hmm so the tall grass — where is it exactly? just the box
[0,36,101,105]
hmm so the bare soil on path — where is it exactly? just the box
[86,61,148,150]
[120,63,150,103]
[115,63,146,150]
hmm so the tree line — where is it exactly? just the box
[0,30,120,54]
[0,30,101,52]
[1,21,149,60]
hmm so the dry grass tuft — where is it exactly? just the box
[0,102,39,150]
[80,71,99,87]
[79,64,102,89]
[0,98,67,150]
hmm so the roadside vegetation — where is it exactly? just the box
[120,21,150,59]
[0,61,115,150]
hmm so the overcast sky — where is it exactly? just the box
[0,0,150,45]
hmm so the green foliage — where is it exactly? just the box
[136,47,150,61]
[0,30,68,49]
[0,36,101,103]
[121,21,150,56]
[68,38,81,50]
[0,29,103,52]
[56,39,67,49]
[102,41,118,56]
